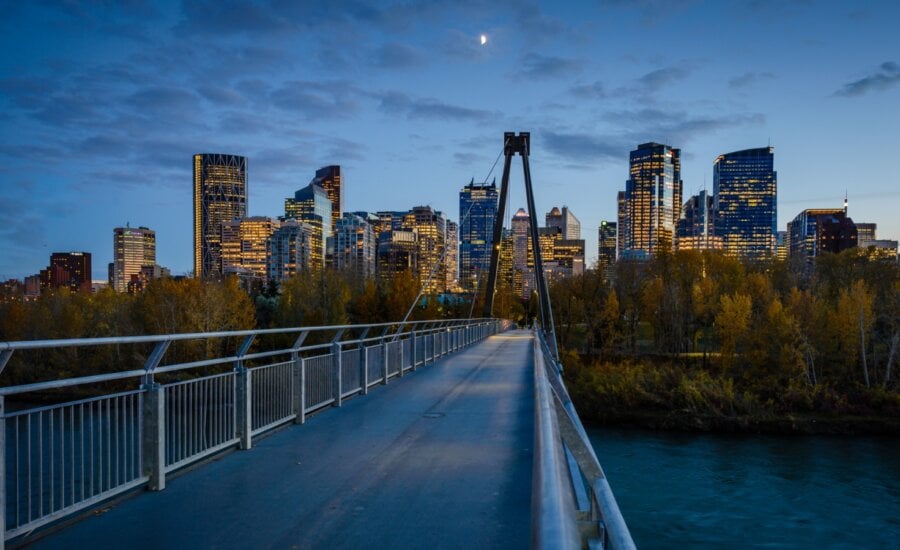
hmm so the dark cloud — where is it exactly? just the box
[372,42,427,69]
[176,0,295,35]
[541,130,627,163]
[605,108,765,142]
[835,61,900,97]
[197,85,247,106]
[127,87,200,113]
[637,66,689,92]
[511,53,583,80]
[728,71,775,89]
[270,81,360,119]
[376,91,494,122]
[600,0,697,25]
[453,151,488,166]
[0,77,57,109]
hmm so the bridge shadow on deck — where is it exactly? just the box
[28,330,535,550]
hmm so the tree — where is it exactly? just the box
[715,292,752,372]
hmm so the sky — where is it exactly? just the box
[1,0,899,281]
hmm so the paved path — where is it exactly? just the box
[28,330,535,549]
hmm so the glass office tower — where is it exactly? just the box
[193,154,247,278]
[458,180,498,292]
[622,142,682,258]
[713,147,777,260]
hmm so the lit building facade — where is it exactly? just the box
[616,191,627,259]
[285,183,332,271]
[332,213,376,280]
[713,147,777,260]
[377,230,418,282]
[112,225,156,292]
[598,221,617,279]
[787,208,857,262]
[458,180,498,292]
[193,153,247,279]
[512,208,532,298]
[40,252,92,292]
[310,165,342,238]
[445,220,459,292]
[268,219,314,282]
[220,217,280,284]
[676,191,722,251]
[775,231,788,261]
[403,206,448,294]
[622,142,682,258]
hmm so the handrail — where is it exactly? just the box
[531,326,636,550]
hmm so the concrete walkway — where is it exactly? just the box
[27,330,535,549]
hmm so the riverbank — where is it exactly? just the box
[581,409,900,435]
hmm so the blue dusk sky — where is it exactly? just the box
[1,0,899,280]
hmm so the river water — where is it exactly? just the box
[587,427,900,549]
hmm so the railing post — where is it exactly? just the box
[236,367,252,450]
[361,342,369,395]
[381,338,389,385]
[398,337,405,378]
[333,341,343,407]
[141,383,166,491]
[411,331,417,371]
[292,350,304,424]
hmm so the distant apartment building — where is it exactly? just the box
[268,219,314,283]
[285,183,332,271]
[545,206,581,240]
[713,147,777,260]
[193,153,247,279]
[112,225,156,292]
[403,206,449,294]
[220,216,280,284]
[332,213,377,280]
[40,252,92,292]
[787,207,857,262]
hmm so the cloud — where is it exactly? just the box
[127,87,200,112]
[569,80,607,99]
[270,80,360,119]
[372,42,427,69]
[604,108,765,143]
[541,130,627,163]
[728,71,775,89]
[600,0,697,25]
[511,53,583,80]
[376,91,494,122]
[197,85,246,106]
[637,66,689,92]
[835,61,900,97]
[441,29,489,62]
[453,151,488,166]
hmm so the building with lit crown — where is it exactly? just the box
[458,180,498,292]
[377,230,418,282]
[713,147,777,260]
[193,153,247,279]
[112,225,156,292]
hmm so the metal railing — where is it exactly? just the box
[0,318,503,545]
[531,327,636,550]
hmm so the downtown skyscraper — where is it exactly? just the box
[285,182,332,271]
[621,142,682,259]
[310,165,342,239]
[193,153,247,279]
[458,180,498,292]
[713,147,777,260]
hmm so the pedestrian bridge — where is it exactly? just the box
[0,320,634,549]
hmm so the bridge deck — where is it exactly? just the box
[29,330,535,549]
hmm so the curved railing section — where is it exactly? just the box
[532,327,636,550]
[0,318,505,544]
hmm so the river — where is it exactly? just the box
[587,427,900,549]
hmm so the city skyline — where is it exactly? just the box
[2,1,900,279]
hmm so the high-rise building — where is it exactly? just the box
[332,213,377,280]
[402,206,448,294]
[787,208,857,263]
[445,220,459,292]
[268,219,314,283]
[112,225,156,292]
[676,190,722,251]
[616,191,627,259]
[310,165,342,238]
[546,206,581,240]
[285,183,332,271]
[377,230,418,282]
[458,180,498,292]
[512,208,532,298]
[598,221,617,278]
[775,230,788,261]
[40,252,92,292]
[856,223,877,243]
[220,216,279,284]
[193,153,247,279]
[621,142,682,258]
[713,147,777,260]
